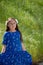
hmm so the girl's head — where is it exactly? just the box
[5,17,18,31]
[5,17,23,42]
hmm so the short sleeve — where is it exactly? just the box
[2,32,7,45]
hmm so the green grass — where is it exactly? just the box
[0,0,43,62]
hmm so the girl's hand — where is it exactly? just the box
[1,45,6,53]
[22,43,26,51]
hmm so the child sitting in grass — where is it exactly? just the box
[0,17,32,65]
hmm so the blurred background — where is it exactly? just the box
[0,0,43,63]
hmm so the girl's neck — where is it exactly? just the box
[9,29,16,32]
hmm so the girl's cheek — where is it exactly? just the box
[13,24,16,28]
[15,25,16,28]
[9,26,12,29]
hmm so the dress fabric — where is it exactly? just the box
[0,31,32,65]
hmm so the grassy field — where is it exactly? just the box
[0,0,43,62]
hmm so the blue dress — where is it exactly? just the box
[0,30,32,65]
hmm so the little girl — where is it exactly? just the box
[0,18,32,65]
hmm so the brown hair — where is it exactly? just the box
[5,18,23,42]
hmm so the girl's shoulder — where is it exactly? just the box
[3,31,20,36]
[17,30,20,35]
[3,31,10,37]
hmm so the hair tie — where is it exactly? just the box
[5,20,8,25]
[5,18,18,25]
[15,19,18,24]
